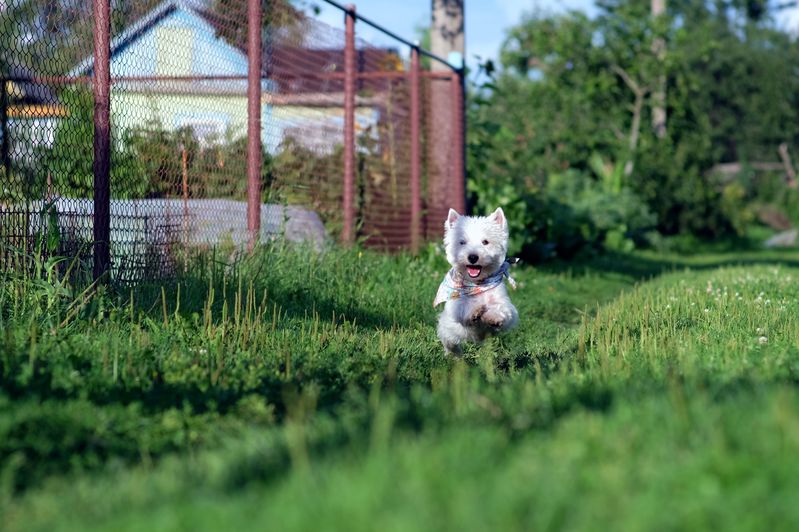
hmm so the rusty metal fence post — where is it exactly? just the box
[342,4,356,245]
[451,68,466,214]
[246,0,263,250]
[93,0,111,281]
[409,44,421,254]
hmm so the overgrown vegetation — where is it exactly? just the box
[4,244,799,529]
[469,0,799,259]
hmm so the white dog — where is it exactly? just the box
[434,207,519,354]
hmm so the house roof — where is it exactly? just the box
[70,0,190,77]
[5,65,59,105]
[69,0,282,78]
[68,0,402,96]
[68,0,256,96]
[69,0,402,84]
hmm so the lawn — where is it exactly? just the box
[3,244,799,531]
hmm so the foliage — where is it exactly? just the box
[268,137,344,230]
[469,166,655,260]
[468,0,799,250]
[120,120,275,201]
[268,113,414,237]
[39,88,150,200]
[35,89,274,202]
[0,0,163,76]
[33,91,400,242]
[207,0,313,51]
[4,245,799,529]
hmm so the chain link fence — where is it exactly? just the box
[0,0,465,282]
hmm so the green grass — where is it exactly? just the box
[3,244,799,531]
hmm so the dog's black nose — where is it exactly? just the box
[468,254,479,264]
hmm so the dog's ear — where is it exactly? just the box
[490,207,507,227]
[445,208,461,230]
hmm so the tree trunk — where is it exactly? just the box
[651,0,667,138]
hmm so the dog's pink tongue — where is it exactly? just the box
[467,266,481,278]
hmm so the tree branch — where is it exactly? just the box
[612,64,649,178]
[611,64,646,98]
[779,142,798,188]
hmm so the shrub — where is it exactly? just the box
[469,167,656,262]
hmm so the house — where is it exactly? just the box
[1,65,68,170]
[68,0,391,153]
[69,0,268,148]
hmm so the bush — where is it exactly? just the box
[469,167,656,262]
[33,88,276,202]
[37,88,152,200]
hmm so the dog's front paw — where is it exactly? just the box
[481,308,510,331]
[468,304,487,324]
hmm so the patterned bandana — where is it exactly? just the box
[433,259,518,307]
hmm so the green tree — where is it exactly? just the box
[469,0,799,242]
[0,0,162,77]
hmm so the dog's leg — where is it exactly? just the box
[437,310,469,355]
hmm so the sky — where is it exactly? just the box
[315,0,799,68]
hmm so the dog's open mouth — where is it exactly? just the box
[466,265,482,278]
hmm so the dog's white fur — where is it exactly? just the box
[437,207,519,354]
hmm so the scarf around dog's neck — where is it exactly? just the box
[433,259,518,307]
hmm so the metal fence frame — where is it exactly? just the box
[2,0,466,281]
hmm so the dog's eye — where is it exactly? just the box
[459,240,466,246]
[482,239,489,246]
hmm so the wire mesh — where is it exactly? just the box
[1,1,98,274]
[0,0,464,282]
[424,69,462,242]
